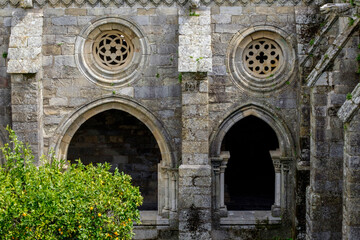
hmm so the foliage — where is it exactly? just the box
[195,57,203,62]
[189,8,200,17]
[2,52,7,59]
[346,93,353,100]
[309,39,315,46]
[178,73,182,83]
[0,127,142,240]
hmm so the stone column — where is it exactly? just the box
[7,9,43,160]
[170,171,177,212]
[219,152,229,215]
[178,5,212,239]
[178,72,212,240]
[163,170,170,214]
[211,157,221,211]
[270,149,281,217]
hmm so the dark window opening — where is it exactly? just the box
[67,109,161,210]
[221,116,279,210]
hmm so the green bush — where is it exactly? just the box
[0,127,142,239]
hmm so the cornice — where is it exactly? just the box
[1,0,317,9]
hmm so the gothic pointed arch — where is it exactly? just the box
[210,103,295,219]
[210,103,294,159]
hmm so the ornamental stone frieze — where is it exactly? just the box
[0,0,317,8]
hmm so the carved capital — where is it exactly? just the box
[211,157,222,174]
[183,80,200,92]
[273,159,281,172]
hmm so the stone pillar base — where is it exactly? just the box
[178,165,212,240]
[271,205,281,217]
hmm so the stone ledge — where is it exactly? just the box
[133,211,170,226]
[338,83,360,123]
[220,211,281,226]
[306,17,360,87]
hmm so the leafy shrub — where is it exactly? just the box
[0,127,142,239]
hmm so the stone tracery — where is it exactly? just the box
[93,31,133,71]
[243,38,282,78]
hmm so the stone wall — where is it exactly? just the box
[343,111,360,240]
[40,6,181,157]
[306,15,359,239]
[1,1,360,240]
[0,9,12,139]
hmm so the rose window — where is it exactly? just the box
[93,31,133,71]
[243,39,282,78]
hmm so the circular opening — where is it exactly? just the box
[243,38,283,79]
[93,31,134,71]
[75,17,149,88]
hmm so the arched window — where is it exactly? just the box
[221,116,278,211]
[67,109,161,210]
[211,109,292,223]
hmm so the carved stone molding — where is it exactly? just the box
[1,0,316,8]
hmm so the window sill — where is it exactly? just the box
[220,211,281,226]
[134,211,169,226]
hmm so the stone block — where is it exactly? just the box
[256,7,275,15]
[65,8,87,16]
[28,37,42,47]
[131,16,150,26]
[231,15,250,25]
[49,97,67,106]
[54,55,76,67]
[77,16,96,26]
[44,8,65,17]
[61,44,74,55]
[212,14,231,24]
[182,141,208,154]
[52,16,77,26]
[219,6,242,15]
[348,227,360,240]
[214,24,241,34]
[43,45,61,55]
[133,229,158,240]
[179,165,211,177]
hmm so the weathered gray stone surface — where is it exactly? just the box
[343,112,360,240]
[0,2,360,240]
[178,8,212,72]
[7,9,43,73]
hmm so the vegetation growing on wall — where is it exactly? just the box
[0,127,142,240]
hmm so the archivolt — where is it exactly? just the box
[50,96,176,167]
[209,103,294,158]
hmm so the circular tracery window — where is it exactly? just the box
[75,17,149,88]
[243,39,282,78]
[93,31,133,71]
[227,28,295,93]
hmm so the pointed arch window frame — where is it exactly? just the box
[209,104,294,225]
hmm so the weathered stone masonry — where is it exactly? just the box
[1,0,360,239]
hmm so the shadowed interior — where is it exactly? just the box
[67,109,161,210]
[221,115,279,210]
